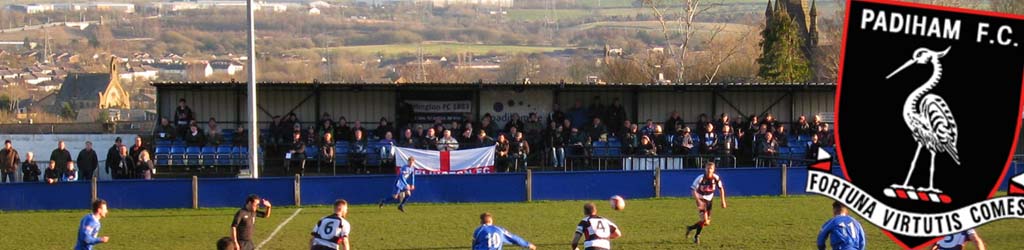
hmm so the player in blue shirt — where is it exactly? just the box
[75,199,110,250]
[817,201,866,250]
[472,213,536,250]
[378,156,416,212]
[932,228,985,250]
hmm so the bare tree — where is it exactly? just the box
[643,0,717,82]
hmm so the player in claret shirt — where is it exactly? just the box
[686,161,727,244]
[571,202,622,250]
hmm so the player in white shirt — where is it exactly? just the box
[310,199,351,250]
[571,202,622,250]
[686,161,727,244]
[932,228,985,250]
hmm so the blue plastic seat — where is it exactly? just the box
[185,146,202,165]
[170,146,186,165]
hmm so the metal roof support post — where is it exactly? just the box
[246,0,260,178]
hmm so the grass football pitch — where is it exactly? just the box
[2,195,1022,249]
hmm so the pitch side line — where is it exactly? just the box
[256,208,302,249]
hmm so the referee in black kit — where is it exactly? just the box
[231,194,272,250]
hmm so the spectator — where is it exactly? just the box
[480,115,499,138]
[21,152,39,182]
[640,119,656,137]
[420,128,438,150]
[110,145,133,180]
[317,119,334,141]
[105,137,124,179]
[758,132,779,165]
[474,130,495,148]
[317,113,333,133]
[638,135,657,156]
[795,115,812,136]
[138,151,155,180]
[129,137,146,167]
[495,134,511,172]
[375,117,394,140]
[413,124,425,139]
[0,140,19,183]
[511,132,530,172]
[621,124,639,155]
[380,131,396,163]
[284,113,301,132]
[696,113,711,135]
[349,130,368,172]
[524,113,543,143]
[175,99,195,138]
[449,120,463,134]
[561,119,574,137]
[77,141,99,181]
[547,125,566,169]
[675,127,695,155]
[807,134,823,160]
[304,127,318,146]
[288,132,306,176]
[504,113,525,133]
[775,125,790,147]
[607,98,627,134]
[334,116,352,142]
[764,113,778,132]
[745,115,761,135]
[718,125,739,156]
[458,129,474,147]
[817,123,833,146]
[617,120,633,138]
[62,161,77,182]
[155,117,176,140]
[321,131,336,170]
[44,159,60,184]
[547,103,566,126]
[437,130,459,151]
[463,122,475,139]
[653,125,670,155]
[665,111,685,135]
[397,128,418,148]
[715,113,733,133]
[701,123,718,155]
[207,117,222,145]
[812,114,825,134]
[233,127,247,147]
[50,140,72,177]
[568,127,590,158]
[352,120,366,138]
[185,124,206,146]
[268,116,284,146]
[568,100,589,129]
[585,117,608,143]
[432,118,445,136]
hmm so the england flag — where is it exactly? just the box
[393,147,496,174]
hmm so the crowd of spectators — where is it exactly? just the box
[0,136,157,183]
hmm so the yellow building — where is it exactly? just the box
[57,57,131,110]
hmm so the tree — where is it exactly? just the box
[89,24,115,49]
[758,6,812,82]
[497,55,532,83]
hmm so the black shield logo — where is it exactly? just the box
[837,0,1024,248]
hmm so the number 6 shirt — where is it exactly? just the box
[311,214,351,250]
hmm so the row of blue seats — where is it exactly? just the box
[153,145,260,167]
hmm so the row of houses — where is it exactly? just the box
[5,2,135,14]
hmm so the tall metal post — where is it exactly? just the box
[246,0,260,178]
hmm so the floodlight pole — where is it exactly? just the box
[246,0,260,178]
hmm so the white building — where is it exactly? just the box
[6,4,54,14]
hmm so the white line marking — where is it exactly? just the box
[256,208,302,250]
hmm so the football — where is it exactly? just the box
[610,195,625,211]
